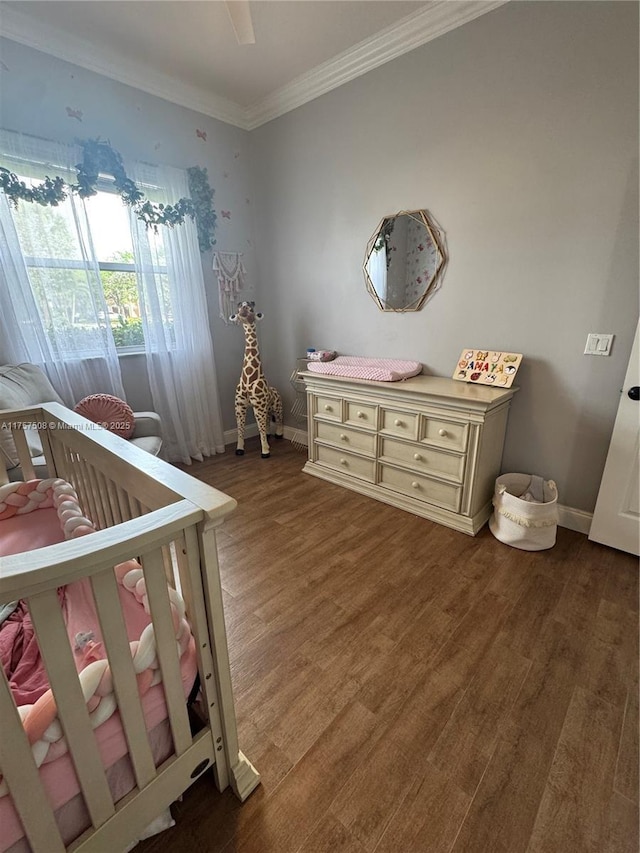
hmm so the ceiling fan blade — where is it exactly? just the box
[225,1,256,45]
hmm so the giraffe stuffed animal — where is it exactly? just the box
[230,301,284,458]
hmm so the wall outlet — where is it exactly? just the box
[584,333,614,356]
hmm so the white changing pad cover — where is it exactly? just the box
[307,356,422,382]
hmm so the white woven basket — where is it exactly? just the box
[489,473,558,551]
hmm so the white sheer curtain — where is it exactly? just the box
[0,130,126,404]
[129,161,224,464]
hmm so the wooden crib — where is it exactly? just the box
[0,402,259,853]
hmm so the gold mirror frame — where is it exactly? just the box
[363,209,448,312]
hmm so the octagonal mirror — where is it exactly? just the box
[363,209,447,312]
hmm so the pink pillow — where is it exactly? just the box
[74,394,135,439]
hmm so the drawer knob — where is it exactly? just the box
[325,405,333,412]
[411,481,420,489]
[340,458,348,466]
[340,433,348,441]
[414,453,423,461]
[357,410,365,418]
[438,428,448,437]
[394,419,403,427]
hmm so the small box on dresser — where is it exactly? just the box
[299,371,518,535]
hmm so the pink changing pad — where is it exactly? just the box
[307,356,422,382]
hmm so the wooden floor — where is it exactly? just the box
[138,437,639,853]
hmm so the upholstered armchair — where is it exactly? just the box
[0,363,163,482]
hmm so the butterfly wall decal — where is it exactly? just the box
[66,107,83,122]
[196,129,207,141]
[221,210,231,220]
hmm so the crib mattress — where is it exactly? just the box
[0,509,198,851]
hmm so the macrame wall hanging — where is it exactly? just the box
[213,251,246,323]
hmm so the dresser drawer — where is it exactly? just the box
[345,402,378,430]
[316,445,375,482]
[379,464,462,511]
[380,437,465,483]
[381,408,418,440]
[317,422,376,455]
[420,416,468,452]
[314,394,342,421]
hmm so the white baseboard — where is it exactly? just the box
[223,423,259,446]
[557,504,592,535]
[223,423,306,447]
[283,425,308,444]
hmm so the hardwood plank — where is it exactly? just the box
[614,688,639,802]
[434,570,491,622]
[432,590,512,672]
[552,544,610,633]
[488,549,541,602]
[497,572,565,658]
[228,701,379,853]
[427,642,530,795]
[601,791,639,853]
[450,620,583,853]
[526,687,623,852]
[394,598,454,662]
[330,733,419,851]
[295,815,367,853]
[356,641,434,725]
[259,664,361,764]
[235,714,293,795]
[575,600,638,708]
[375,763,470,853]
[602,553,639,612]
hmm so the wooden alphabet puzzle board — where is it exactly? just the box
[453,349,523,388]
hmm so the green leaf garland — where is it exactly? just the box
[187,165,217,252]
[0,138,216,251]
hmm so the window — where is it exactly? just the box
[10,178,173,354]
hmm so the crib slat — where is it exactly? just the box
[29,589,116,829]
[106,478,122,525]
[199,522,243,790]
[128,493,142,519]
[91,568,157,790]
[0,666,66,853]
[76,456,99,529]
[12,426,35,480]
[38,421,57,477]
[96,470,115,528]
[178,525,229,789]
[141,548,192,756]
[85,464,107,529]
[55,440,73,485]
[116,484,132,523]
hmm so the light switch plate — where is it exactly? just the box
[584,333,614,356]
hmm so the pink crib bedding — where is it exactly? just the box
[0,507,65,557]
[0,488,198,851]
[306,355,422,382]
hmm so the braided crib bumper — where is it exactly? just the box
[0,479,193,797]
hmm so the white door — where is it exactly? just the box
[589,320,640,555]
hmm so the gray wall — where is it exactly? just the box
[0,36,257,430]
[251,1,639,512]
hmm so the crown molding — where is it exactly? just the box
[1,0,509,132]
[0,5,250,129]
[245,0,509,129]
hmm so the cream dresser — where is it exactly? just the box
[300,371,517,535]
